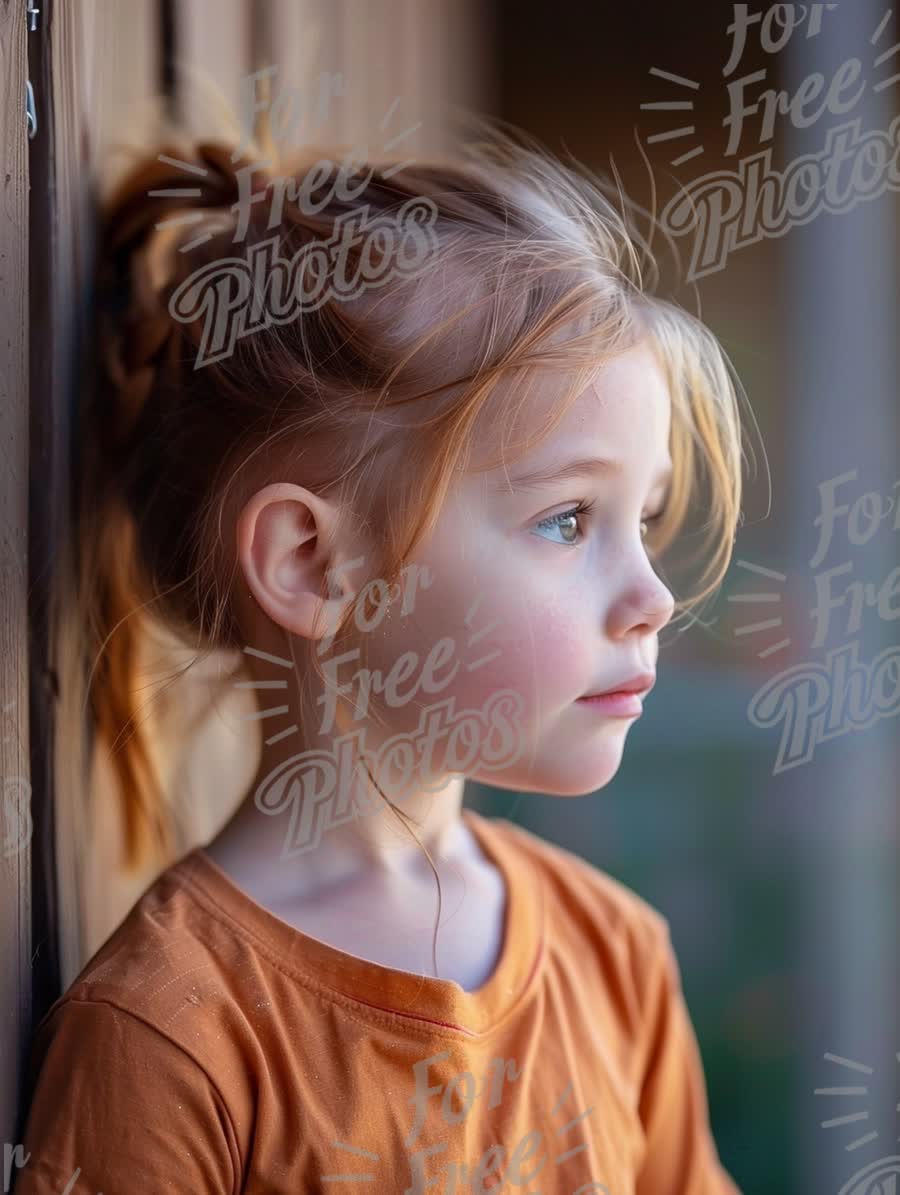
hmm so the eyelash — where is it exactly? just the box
[534,499,667,547]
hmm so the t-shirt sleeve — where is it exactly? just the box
[635,918,742,1195]
[11,997,240,1195]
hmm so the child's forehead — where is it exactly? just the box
[469,343,672,479]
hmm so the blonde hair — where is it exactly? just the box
[75,118,748,879]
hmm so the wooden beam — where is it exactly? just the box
[173,0,252,140]
[0,0,33,1149]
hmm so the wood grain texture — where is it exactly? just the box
[80,0,161,197]
[174,0,251,139]
[257,0,489,159]
[28,0,100,1005]
[0,0,33,1149]
[25,0,162,999]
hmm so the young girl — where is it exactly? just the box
[14,122,745,1194]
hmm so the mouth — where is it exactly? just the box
[576,673,655,719]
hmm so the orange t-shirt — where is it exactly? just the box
[13,809,741,1194]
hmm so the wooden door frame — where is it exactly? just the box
[27,0,64,1038]
[1,0,34,1157]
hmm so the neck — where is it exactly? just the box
[205,746,468,900]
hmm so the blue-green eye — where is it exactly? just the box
[532,499,595,546]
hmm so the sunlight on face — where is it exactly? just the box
[355,340,677,798]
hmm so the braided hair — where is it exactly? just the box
[85,142,270,868]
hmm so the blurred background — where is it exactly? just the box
[4,3,899,1193]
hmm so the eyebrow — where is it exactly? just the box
[490,455,674,495]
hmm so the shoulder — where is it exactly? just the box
[478,812,669,940]
[19,862,246,1194]
[473,812,673,1012]
[21,849,260,1185]
[33,848,254,1084]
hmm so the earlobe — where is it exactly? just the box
[236,482,349,641]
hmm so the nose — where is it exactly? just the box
[605,554,675,641]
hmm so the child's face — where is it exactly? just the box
[357,339,675,798]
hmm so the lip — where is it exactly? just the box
[576,672,655,719]
[582,672,656,699]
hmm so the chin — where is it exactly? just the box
[475,738,627,798]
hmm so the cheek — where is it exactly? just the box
[343,555,597,727]
[504,596,591,696]
[417,585,593,714]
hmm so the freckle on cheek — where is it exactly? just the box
[526,605,588,675]
[460,608,586,706]
[533,633,584,683]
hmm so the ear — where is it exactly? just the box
[236,482,360,641]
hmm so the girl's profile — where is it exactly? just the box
[13,113,745,1194]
